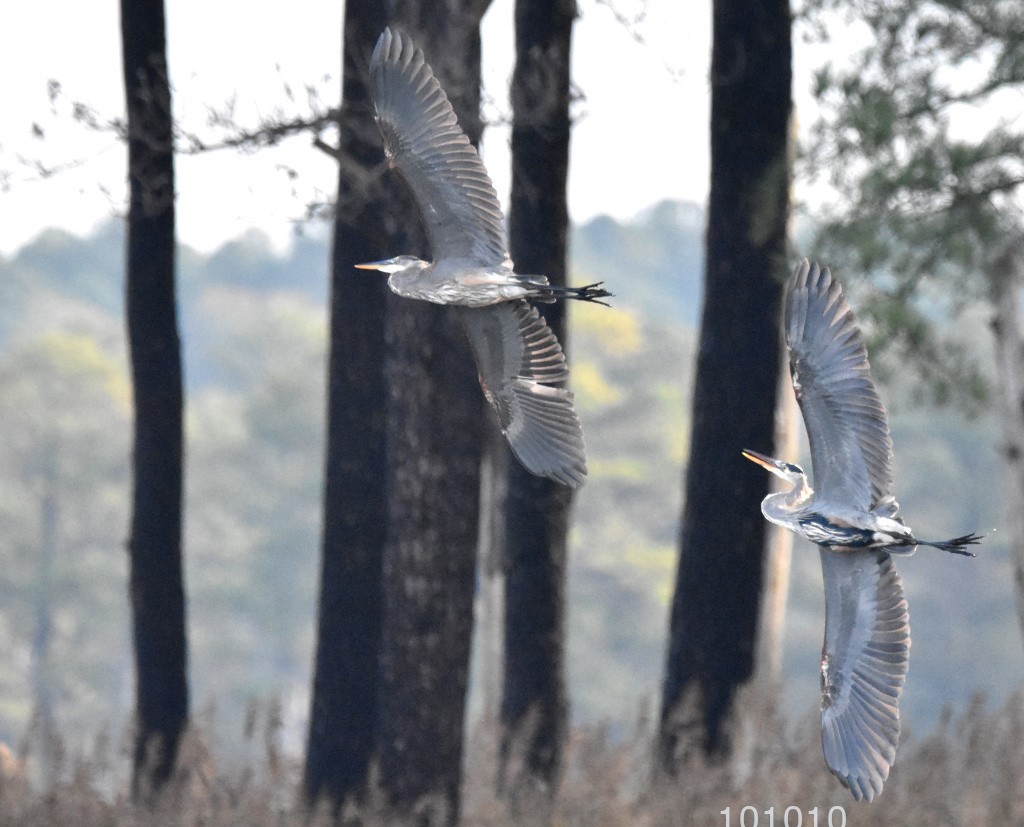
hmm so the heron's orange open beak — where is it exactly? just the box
[741,449,776,471]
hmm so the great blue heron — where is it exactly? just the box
[357,28,609,488]
[744,260,981,802]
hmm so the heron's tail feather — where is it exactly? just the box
[917,532,983,557]
[532,282,612,306]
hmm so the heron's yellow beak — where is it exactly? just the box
[354,261,384,270]
[741,449,776,471]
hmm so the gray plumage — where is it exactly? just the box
[458,302,584,488]
[369,27,507,267]
[359,28,607,488]
[786,259,894,511]
[743,260,979,802]
[818,549,907,802]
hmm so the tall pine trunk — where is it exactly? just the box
[303,0,390,811]
[120,0,188,796]
[658,0,791,771]
[374,4,493,823]
[498,0,576,818]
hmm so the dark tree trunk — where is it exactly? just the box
[120,0,188,796]
[374,4,493,824]
[498,0,577,817]
[303,0,391,811]
[658,0,791,771]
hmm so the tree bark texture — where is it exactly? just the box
[303,0,392,811]
[374,4,493,824]
[498,0,577,818]
[658,0,791,771]
[120,0,188,796]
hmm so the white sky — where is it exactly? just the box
[0,0,825,257]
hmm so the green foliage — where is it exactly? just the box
[571,200,705,326]
[4,224,125,320]
[0,331,131,746]
[801,0,1024,405]
[804,0,1024,235]
[185,287,325,743]
[564,299,693,723]
[0,227,329,751]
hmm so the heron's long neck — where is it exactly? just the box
[387,261,431,299]
[761,476,813,529]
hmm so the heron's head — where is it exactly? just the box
[354,255,422,274]
[742,449,805,485]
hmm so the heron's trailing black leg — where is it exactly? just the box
[535,282,613,306]
[918,532,983,556]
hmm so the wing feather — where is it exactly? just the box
[369,29,507,266]
[458,302,586,487]
[786,260,896,510]
[819,549,909,802]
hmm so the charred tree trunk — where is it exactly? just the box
[658,0,791,771]
[120,0,188,796]
[303,0,391,811]
[374,4,493,824]
[497,0,577,818]
[991,257,1024,642]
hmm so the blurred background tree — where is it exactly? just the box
[0,335,131,784]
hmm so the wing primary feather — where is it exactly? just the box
[786,259,895,510]
[819,549,908,802]
[369,28,508,266]
[458,302,586,487]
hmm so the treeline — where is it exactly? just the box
[0,217,1015,756]
[0,218,693,757]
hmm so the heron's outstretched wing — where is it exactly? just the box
[369,28,507,267]
[786,259,895,511]
[458,301,586,487]
[819,549,909,802]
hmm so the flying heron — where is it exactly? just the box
[357,28,609,488]
[744,260,981,802]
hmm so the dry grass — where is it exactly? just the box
[2,693,1023,826]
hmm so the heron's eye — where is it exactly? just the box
[785,463,801,474]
